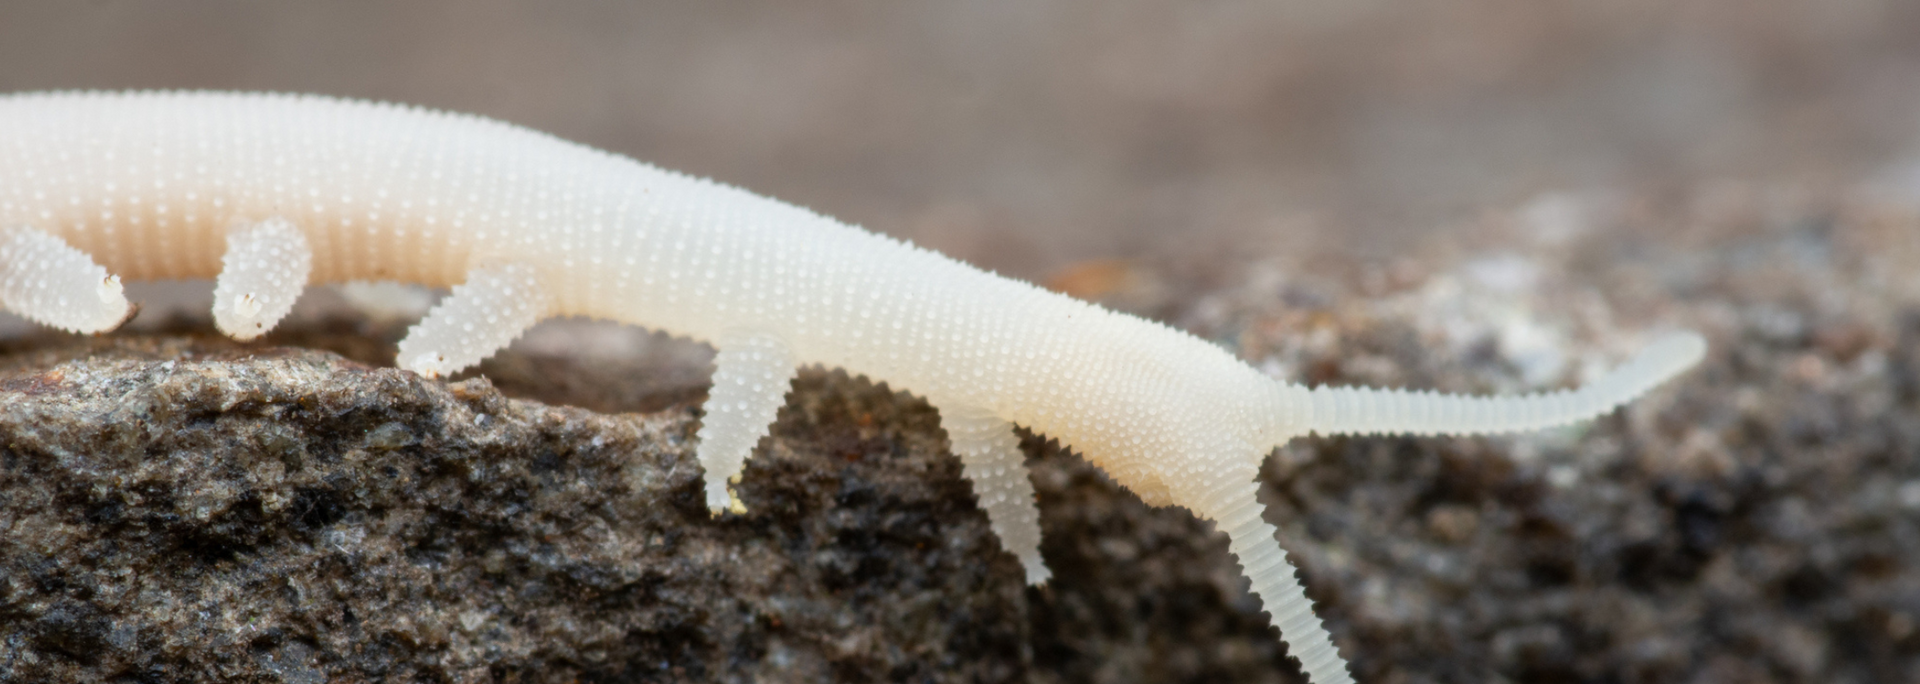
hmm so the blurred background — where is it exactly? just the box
[4,0,1918,281]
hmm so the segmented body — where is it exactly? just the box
[0,91,1707,684]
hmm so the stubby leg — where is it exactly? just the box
[1212,484,1353,684]
[395,262,551,377]
[696,330,797,516]
[942,405,1050,584]
[212,218,312,340]
[0,226,133,333]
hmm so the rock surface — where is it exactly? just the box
[0,338,1029,683]
[2,184,1918,683]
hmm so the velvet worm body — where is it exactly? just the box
[0,91,1707,684]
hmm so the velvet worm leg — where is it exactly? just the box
[395,262,552,378]
[942,405,1050,584]
[1307,332,1706,437]
[212,218,312,340]
[1234,332,1707,684]
[0,226,132,333]
[697,330,798,516]
[1214,485,1354,684]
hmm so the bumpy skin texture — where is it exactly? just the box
[0,91,1704,684]
[212,218,312,339]
[0,226,130,333]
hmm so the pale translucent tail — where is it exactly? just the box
[1240,331,1706,683]
[1307,332,1705,437]
[1215,493,1353,684]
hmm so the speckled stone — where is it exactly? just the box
[0,337,1029,683]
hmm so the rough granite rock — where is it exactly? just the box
[2,184,1918,683]
[0,338,1029,683]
